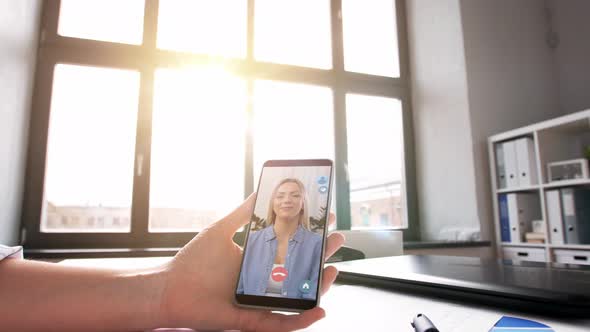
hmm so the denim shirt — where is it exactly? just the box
[237,225,323,299]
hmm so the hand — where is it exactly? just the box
[155,193,346,331]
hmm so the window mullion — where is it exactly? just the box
[21,59,56,244]
[245,0,255,197]
[330,0,344,73]
[245,80,255,198]
[142,0,160,49]
[333,89,351,230]
[400,96,420,240]
[127,0,159,241]
[41,0,60,40]
[247,0,255,63]
[396,0,420,239]
[331,0,351,230]
[396,0,411,82]
[130,66,155,241]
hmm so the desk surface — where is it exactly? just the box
[306,284,589,332]
[58,257,590,331]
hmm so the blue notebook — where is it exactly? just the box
[490,316,554,332]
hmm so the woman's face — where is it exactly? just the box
[273,182,304,222]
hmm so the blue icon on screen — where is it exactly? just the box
[318,186,328,194]
[317,176,328,185]
[299,280,313,294]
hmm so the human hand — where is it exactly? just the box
[155,193,345,331]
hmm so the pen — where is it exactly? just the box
[411,313,440,332]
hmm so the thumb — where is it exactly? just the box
[218,192,257,234]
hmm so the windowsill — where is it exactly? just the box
[24,247,181,259]
[403,240,491,250]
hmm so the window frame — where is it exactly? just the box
[21,0,419,250]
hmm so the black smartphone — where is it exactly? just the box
[234,159,333,312]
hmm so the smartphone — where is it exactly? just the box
[235,159,333,312]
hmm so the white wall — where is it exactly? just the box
[0,0,42,245]
[551,0,590,114]
[407,0,566,243]
[406,0,481,241]
[460,0,562,243]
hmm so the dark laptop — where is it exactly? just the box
[332,255,590,317]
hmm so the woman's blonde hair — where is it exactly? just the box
[266,178,310,230]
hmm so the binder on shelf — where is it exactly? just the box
[562,188,590,245]
[546,190,565,245]
[498,194,511,242]
[495,144,507,189]
[507,193,540,243]
[515,137,538,186]
[503,141,519,188]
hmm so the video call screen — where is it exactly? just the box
[236,165,332,300]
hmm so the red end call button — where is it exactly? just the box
[271,266,288,282]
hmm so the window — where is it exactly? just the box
[254,0,332,69]
[23,0,413,249]
[58,0,145,44]
[342,0,400,77]
[149,68,246,231]
[42,64,139,233]
[346,94,405,230]
[252,80,335,174]
[156,0,247,57]
[251,80,338,217]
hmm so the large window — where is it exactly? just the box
[23,0,414,249]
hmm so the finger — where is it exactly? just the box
[328,212,335,227]
[259,307,326,332]
[320,265,339,296]
[324,232,345,260]
[218,193,257,234]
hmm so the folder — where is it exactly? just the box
[495,144,507,189]
[498,194,511,242]
[546,190,565,245]
[562,188,590,245]
[490,316,555,332]
[515,137,538,186]
[503,141,519,188]
[507,193,540,243]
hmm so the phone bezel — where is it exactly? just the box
[234,159,333,312]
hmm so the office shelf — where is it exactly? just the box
[500,243,546,248]
[489,109,590,263]
[496,185,539,194]
[543,179,590,189]
[549,244,590,250]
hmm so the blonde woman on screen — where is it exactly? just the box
[237,178,323,299]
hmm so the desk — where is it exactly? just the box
[305,284,589,331]
[58,257,590,331]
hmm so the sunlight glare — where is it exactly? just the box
[149,65,246,230]
[59,0,144,44]
[157,0,247,58]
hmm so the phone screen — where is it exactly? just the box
[235,159,332,310]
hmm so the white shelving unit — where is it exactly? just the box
[488,109,590,264]
[543,179,590,189]
[496,185,539,194]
